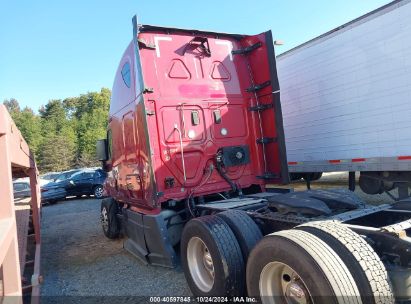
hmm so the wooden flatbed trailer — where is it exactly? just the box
[0,104,42,303]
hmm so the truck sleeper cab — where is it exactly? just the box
[97,16,411,302]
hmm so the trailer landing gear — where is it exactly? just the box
[349,171,356,191]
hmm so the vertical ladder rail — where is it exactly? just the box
[232,35,287,182]
[244,60,269,173]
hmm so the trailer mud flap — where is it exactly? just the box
[123,209,177,268]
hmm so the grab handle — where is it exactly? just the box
[174,123,187,183]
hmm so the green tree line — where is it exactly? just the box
[3,88,111,173]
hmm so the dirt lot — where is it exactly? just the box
[40,173,397,299]
[40,198,191,299]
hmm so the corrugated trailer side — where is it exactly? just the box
[277,0,411,197]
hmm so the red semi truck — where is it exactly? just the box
[96,16,411,302]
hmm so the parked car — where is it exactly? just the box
[40,169,83,204]
[13,181,31,199]
[15,175,51,187]
[65,169,107,198]
[41,184,67,204]
[40,172,60,183]
[53,169,83,183]
[41,169,106,202]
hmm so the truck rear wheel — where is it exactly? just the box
[216,209,262,262]
[247,229,362,304]
[181,215,245,297]
[101,198,119,239]
[297,221,394,304]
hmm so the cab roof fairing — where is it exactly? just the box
[136,23,246,40]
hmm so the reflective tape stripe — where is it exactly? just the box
[329,160,341,163]
[352,158,366,162]
[287,156,411,167]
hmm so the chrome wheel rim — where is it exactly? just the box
[95,186,103,198]
[101,206,109,232]
[259,262,311,304]
[187,237,215,292]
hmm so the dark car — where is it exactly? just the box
[65,169,107,198]
[13,181,31,199]
[41,184,67,204]
[53,169,83,183]
[40,172,60,182]
[42,169,107,200]
[40,169,82,204]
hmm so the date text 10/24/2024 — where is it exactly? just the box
[149,297,258,303]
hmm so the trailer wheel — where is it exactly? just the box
[101,198,119,239]
[181,215,245,297]
[216,210,262,261]
[289,173,303,181]
[297,221,394,304]
[359,174,383,194]
[247,229,362,304]
[303,172,323,181]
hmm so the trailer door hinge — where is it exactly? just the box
[257,172,280,180]
[246,80,271,93]
[143,87,154,94]
[232,42,262,55]
[138,38,156,49]
[146,110,155,116]
[249,103,274,112]
[256,137,277,144]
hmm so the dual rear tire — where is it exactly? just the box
[181,214,393,304]
[247,221,394,304]
[181,210,262,297]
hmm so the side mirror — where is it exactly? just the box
[96,139,108,161]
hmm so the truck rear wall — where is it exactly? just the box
[106,24,288,212]
[277,0,411,173]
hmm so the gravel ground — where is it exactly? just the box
[40,198,191,300]
[40,173,397,300]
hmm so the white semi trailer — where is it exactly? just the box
[277,0,411,198]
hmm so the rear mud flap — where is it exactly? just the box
[123,209,177,268]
